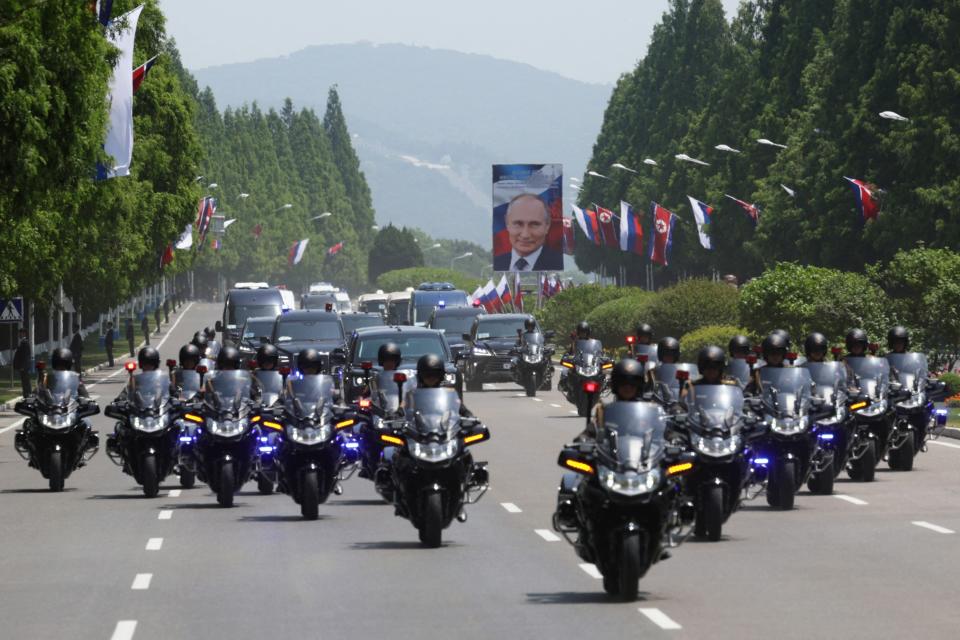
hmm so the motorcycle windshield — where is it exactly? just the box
[254,370,284,405]
[205,370,253,414]
[845,356,890,399]
[803,362,847,403]
[654,363,699,401]
[132,371,170,411]
[522,332,544,355]
[686,385,744,434]
[759,367,813,418]
[284,375,335,419]
[726,359,751,386]
[178,370,202,399]
[40,371,80,408]
[886,353,927,393]
[374,369,418,414]
[599,402,667,470]
[404,388,461,438]
[575,339,602,358]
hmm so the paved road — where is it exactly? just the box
[2,302,960,639]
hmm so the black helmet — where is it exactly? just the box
[761,332,788,357]
[191,332,208,350]
[416,353,445,385]
[728,335,751,358]
[204,326,216,340]
[611,358,645,397]
[138,346,160,370]
[635,323,654,341]
[297,348,323,374]
[51,347,74,371]
[771,328,792,349]
[216,345,241,370]
[697,345,727,372]
[887,326,909,350]
[845,328,868,353]
[804,332,828,356]
[657,337,680,362]
[377,342,402,367]
[575,320,590,338]
[256,343,279,368]
[524,317,536,332]
[179,344,201,368]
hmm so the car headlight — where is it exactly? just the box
[131,413,169,433]
[770,415,808,435]
[523,354,543,364]
[287,422,333,445]
[207,418,249,437]
[859,398,888,416]
[599,467,661,496]
[40,411,77,430]
[692,434,741,457]
[576,365,599,377]
[473,347,492,357]
[444,373,457,385]
[408,438,459,462]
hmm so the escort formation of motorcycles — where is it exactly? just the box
[10,297,949,600]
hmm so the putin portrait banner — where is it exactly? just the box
[492,164,564,272]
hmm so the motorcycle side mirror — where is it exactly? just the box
[331,348,347,365]
[36,361,46,371]
[125,361,137,374]
[637,354,649,364]
[831,346,843,357]
[786,352,798,364]
[746,354,758,366]
[247,360,258,371]
[165,359,177,369]
[675,370,690,382]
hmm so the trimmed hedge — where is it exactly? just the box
[646,279,740,340]
[376,267,479,293]
[679,325,754,362]
[585,293,657,348]
[535,284,643,338]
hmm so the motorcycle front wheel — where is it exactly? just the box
[47,449,64,492]
[419,491,443,548]
[698,485,724,541]
[217,460,235,508]
[766,459,795,510]
[141,454,159,498]
[300,470,319,520]
[617,532,642,601]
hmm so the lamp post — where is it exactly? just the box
[451,252,473,269]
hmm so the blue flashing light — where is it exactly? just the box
[818,433,835,441]
[752,457,770,466]
[438,300,446,309]
[344,441,360,449]
[179,436,194,443]
[259,436,269,443]
[935,409,949,417]
[258,446,275,453]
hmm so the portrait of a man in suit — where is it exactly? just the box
[493,193,563,272]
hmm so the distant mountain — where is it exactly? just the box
[192,43,611,245]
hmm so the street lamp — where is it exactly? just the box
[569,184,581,191]
[208,182,219,188]
[587,170,609,180]
[371,225,380,231]
[311,212,333,221]
[425,243,442,251]
[451,252,473,269]
[611,162,637,173]
[274,203,293,212]
[238,192,250,199]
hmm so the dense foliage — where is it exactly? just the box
[679,325,753,362]
[535,285,643,339]
[584,293,656,347]
[376,268,479,294]
[646,279,740,339]
[368,225,424,283]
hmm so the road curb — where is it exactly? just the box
[941,427,960,441]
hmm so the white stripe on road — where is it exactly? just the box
[929,440,960,450]
[131,573,153,590]
[158,510,172,520]
[638,608,682,630]
[145,538,163,551]
[167,489,181,498]
[912,521,955,535]
[578,563,602,579]
[500,502,522,513]
[535,529,561,542]
[0,418,26,436]
[110,621,138,640]
[834,494,868,506]
[550,403,561,408]
[531,397,543,402]
[568,410,578,415]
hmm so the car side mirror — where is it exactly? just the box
[259,336,269,345]
[215,320,223,332]
[331,348,347,365]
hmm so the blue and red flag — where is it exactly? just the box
[288,238,309,265]
[327,241,344,256]
[724,194,760,227]
[618,201,643,255]
[495,275,512,311]
[195,196,215,250]
[478,279,498,313]
[132,55,159,93]
[562,217,575,255]
[596,206,620,248]
[649,203,677,266]
[572,205,600,246]
[844,177,880,222]
[211,237,221,251]
[687,196,714,250]
[91,0,113,26]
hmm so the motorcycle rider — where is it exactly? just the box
[804,332,829,363]
[215,345,242,371]
[171,344,202,398]
[728,335,752,360]
[844,328,869,359]
[47,347,90,398]
[635,323,654,346]
[252,343,283,406]
[415,353,473,417]
[744,333,788,396]
[378,343,402,371]
[560,321,600,392]
[693,346,737,386]
[887,326,909,354]
[516,317,539,345]
[256,343,279,371]
[657,336,680,365]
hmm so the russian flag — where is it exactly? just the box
[514,272,524,312]
[844,177,880,222]
[479,280,498,312]
[132,55,159,93]
[91,0,113,27]
[562,217,575,255]
[649,203,677,266]
[619,201,643,254]
[288,238,309,265]
[687,196,714,250]
[495,275,512,310]
[596,206,620,248]
[572,205,600,246]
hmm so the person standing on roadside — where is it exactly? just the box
[163,298,170,324]
[69,324,84,373]
[141,313,150,346]
[13,327,32,398]
[153,305,162,334]
[126,318,135,356]
[104,321,115,367]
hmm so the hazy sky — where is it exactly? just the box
[159,0,742,85]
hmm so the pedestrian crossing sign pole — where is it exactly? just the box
[0,297,23,323]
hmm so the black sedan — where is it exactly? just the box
[427,305,485,360]
[270,310,347,372]
[460,314,538,391]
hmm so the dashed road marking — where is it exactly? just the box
[110,620,137,640]
[500,502,522,513]
[531,397,543,402]
[550,403,562,408]
[535,529,561,542]
[912,521,955,535]
[145,538,163,551]
[131,573,153,590]
[578,563,602,579]
[929,440,960,450]
[568,410,578,415]
[834,494,868,506]
[158,510,173,520]
[167,489,181,498]
[639,608,682,630]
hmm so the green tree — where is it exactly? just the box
[368,225,424,283]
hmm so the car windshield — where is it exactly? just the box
[356,334,448,364]
[599,402,667,470]
[359,300,386,313]
[341,315,384,334]
[302,295,336,309]
[230,304,280,326]
[242,319,275,340]
[475,318,529,340]
[274,318,343,343]
[432,314,478,336]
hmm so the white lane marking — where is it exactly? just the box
[500,502,522,513]
[0,417,26,436]
[145,538,163,551]
[912,521,955,535]
[158,510,173,520]
[535,529,561,542]
[639,608,682,630]
[531,397,543,402]
[568,410,578,415]
[110,620,138,640]
[834,494,868,506]
[929,440,960,450]
[154,301,196,351]
[578,563,602,579]
[550,403,562,408]
[131,573,153,590]
[167,489,181,498]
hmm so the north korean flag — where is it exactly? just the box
[133,55,159,93]
[596,206,620,248]
[844,177,880,222]
[648,203,677,266]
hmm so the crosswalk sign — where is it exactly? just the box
[0,297,24,322]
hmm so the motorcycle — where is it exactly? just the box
[361,369,418,500]
[652,363,700,404]
[510,329,555,397]
[552,388,695,600]
[271,373,358,520]
[251,366,285,494]
[181,369,258,507]
[14,367,100,491]
[168,360,203,488]
[802,361,858,493]
[378,380,490,547]
[104,365,178,497]
[886,352,947,470]
[559,339,612,416]
[844,356,892,482]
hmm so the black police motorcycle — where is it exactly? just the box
[802,361,858,493]
[560,339,612,416]
[652,363,699,404]
[104,368,178,497]
[272,374,358,520]
[14,369,100,491]
[845,356,892,482]
[251,366,285,494]
[181,370,258,507]
[169,361,203,488]
[887,352,947,470]
[510,329,555,397]
[378,385,490,547]
[552,397,695,601]
[360,369,418,499]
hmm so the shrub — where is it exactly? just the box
[535,285,643,338]
[585,293,657,348]
[376,267,479,293]
[679,325,754,362]
[937,372,960,397]
[646,279,740,339]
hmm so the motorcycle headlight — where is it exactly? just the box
[692,434,741,457]
[287,422,333,445]
[859,399,888,416]
[598,467,661,496]
[353,376,365,386]
[576,365,599,377]
[472,347,492,357]
[523,354,543,364]
[131,413,169,433]
[770,415,808,435]
[408,438,459,463]
[40,410,77,430]
[207,417,249,437]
